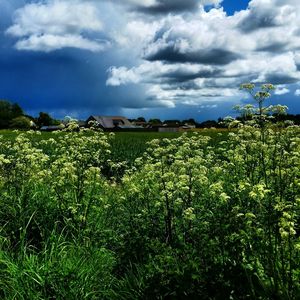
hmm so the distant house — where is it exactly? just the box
[158,127,180,133]
[131,120,148,128]
[156,123,179,132]
[86,116,136,130]
[182,123,196,130]
[40,125,63,132]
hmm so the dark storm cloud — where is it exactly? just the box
[263,73,300,85]
[0,45,146,117]
[161,68,221,83]
[238,4,284,33]
[256,42,287,53]
[162,76,243,92]
[145,47,241,65]
[136,0,199,14]
[160,80,206,91]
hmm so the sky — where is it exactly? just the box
[1,0,300,121]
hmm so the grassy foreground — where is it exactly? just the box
[0,126,299,299]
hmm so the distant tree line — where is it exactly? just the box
[1,99,300,130]
[130,117,228,128]
[130,117,221,128]
[0,100,59,129]
[131,113,300,128]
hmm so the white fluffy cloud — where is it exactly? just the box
[6,0,109,52]
[14,34,110,52]
[107,62,217,86]
[106,0,300,107]
[295,89,300,96]
[275,85,290,95]
[107,61,241,105]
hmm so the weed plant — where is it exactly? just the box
[0,86,300,299]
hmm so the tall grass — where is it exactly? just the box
[0,122,299,299]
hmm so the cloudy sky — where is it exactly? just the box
[1,0,300,121]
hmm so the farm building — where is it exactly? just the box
[158,126,180,133]
[40,125,63,131]
[158,124,195,132]
[86,115,136,130]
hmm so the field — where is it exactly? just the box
[0,129,228,167]
[0,126,300,299]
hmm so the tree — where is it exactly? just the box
[0,100,24,129]
[37,112,54,127]
[11,103,23,118]
[148,118,162,125]
[182,118,197,125]
[10,116,31,130]
[164,120,181,126]
[0,100,11,128]
[137,117,146,122]
[199,120,218,128]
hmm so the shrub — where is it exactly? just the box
[9,116,31,130]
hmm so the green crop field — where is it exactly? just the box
[0,129,228,166]
[110,130,228,164]
[0,124,300,299]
